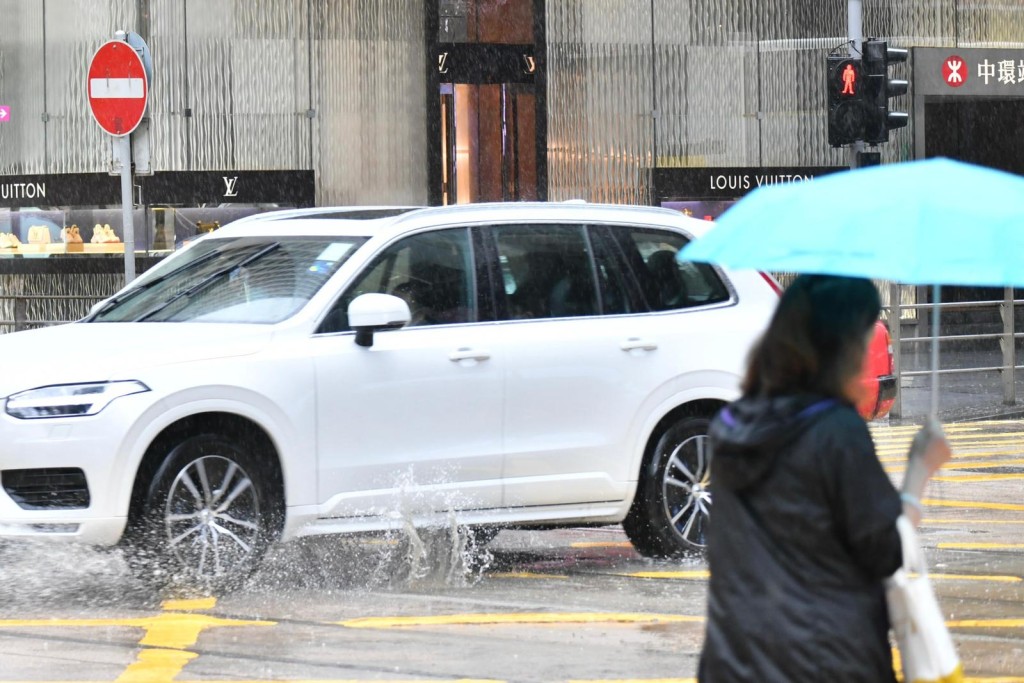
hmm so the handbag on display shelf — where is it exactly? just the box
[27,225,51,244]
[886,515,964,683]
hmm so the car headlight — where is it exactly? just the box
[4,381,150,419]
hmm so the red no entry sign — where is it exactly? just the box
[87,40,148,136]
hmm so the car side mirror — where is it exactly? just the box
[347,293,412,347]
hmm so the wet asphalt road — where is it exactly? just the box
[1,419,1023,682]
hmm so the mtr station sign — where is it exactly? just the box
[915,47,1024,97]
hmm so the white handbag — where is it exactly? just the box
[886,515,964,683]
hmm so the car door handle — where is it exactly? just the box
[620,338,658,352]
[449,347,491,362]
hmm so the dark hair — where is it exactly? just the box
[742,274,881,399]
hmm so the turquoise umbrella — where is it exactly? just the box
[678,157,1024,418]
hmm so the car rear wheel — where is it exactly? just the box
[623,413,712,558]
[123,434,276,594]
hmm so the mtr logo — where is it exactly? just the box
[944,56,968,87]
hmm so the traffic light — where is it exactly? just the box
[863,40,908,144]
[827,56,868,147]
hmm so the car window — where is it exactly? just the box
[319,228,476,333]
[492,224,599,320]
[89,236,366,324]
[610,228,730,311]
[588,228,639,315]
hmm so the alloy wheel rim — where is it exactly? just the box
[660,433,711,550]
[164,455,261,579]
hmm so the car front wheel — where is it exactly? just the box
[623,414,713,558]
[123,434,276,594]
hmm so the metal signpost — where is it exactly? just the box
[87,34,149,283]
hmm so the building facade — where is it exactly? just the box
[0,0,1022,329]
[3,1,1023,207]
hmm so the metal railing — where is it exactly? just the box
[887,284,1020,419]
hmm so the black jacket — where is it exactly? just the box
[698,395,902,683]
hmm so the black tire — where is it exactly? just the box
[123,433,277,594]
[623,413,713,558]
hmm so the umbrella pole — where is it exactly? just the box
[930,283,941,420]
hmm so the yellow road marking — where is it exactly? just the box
[929,573,1022,583]
[923,498,1024,512]
[116,649,198,683]
[878,434,1024,445]
[948,618,1024,628]
[0,597,275,682]
[619,571,710,580]
[923,518,1024,524]
[0,612,276,650]
[939,542,1024,550]
[933,473,1024,483]
[886,457,1024,473]
[338,613,705,629]
[879,448,1024,462]
[872,433,1023,445]
[137,612,275,649]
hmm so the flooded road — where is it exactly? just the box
[1,420,1023,682]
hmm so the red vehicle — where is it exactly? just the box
[759,274,895,420]
[858,320,897,420]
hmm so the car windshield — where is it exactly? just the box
[89,235,367,324]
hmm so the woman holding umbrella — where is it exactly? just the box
[697,274,952,682]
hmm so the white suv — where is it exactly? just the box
[0,202,776,591]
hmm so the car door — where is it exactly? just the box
[490,222,661,508]
[310,227,506,519]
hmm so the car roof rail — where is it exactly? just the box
[228,206,423,226]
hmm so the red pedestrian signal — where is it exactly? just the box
[841,63,857,95]
[827,56,868,146]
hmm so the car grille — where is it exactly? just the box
[2,468,90,510]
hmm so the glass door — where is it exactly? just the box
[441,83,537,204]
[429,0,545,205]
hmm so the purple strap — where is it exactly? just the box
[720,398,835,427]
[797,398,837,420]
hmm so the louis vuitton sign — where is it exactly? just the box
[0,170,315,208]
